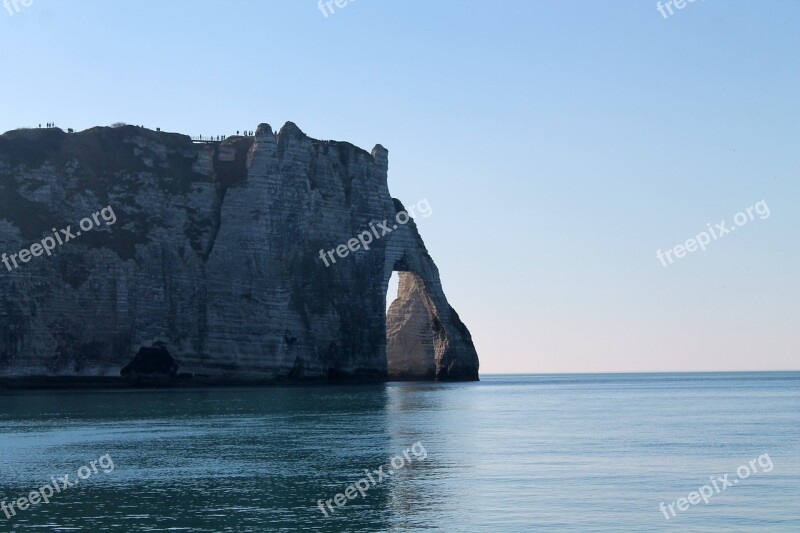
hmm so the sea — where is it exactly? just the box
[1,372,798,532]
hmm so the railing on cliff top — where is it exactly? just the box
[190,132,257,143]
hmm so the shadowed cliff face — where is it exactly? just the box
[0,122,479,387]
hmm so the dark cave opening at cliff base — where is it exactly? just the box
[120,345,179,385]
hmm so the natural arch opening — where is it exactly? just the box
[386,271,399,311]
[385,271,437,381]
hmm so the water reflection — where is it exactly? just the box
[2,375,798,532]
[0,385,405,531]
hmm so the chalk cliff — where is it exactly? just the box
[0,123,479,387]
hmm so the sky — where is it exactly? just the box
[1,0,798,373]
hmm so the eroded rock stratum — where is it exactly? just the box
[0,123,479,387]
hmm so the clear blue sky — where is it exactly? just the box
[1,0,798,372]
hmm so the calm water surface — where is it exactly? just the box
[1,372,798,532]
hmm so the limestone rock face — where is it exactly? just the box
[0,123,479,387]
[386,273,437,380]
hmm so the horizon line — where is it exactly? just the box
[479,369,800,375]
